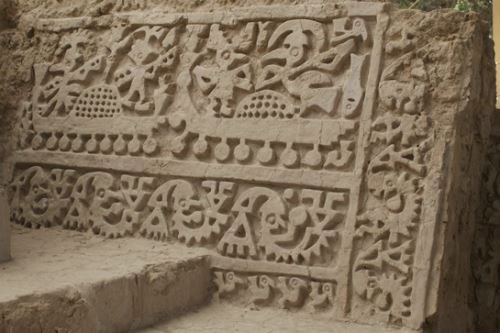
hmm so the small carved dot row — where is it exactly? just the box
[171,135,354,170]
[29,132,159,156]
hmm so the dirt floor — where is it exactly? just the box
[137,302,416,333]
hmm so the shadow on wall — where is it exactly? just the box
[472,123,500,333]
[0,0,17,30]
[495,0,499,108]
[0,0,15,263]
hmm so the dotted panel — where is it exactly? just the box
[236,91,297,119]
[73,85,122,118]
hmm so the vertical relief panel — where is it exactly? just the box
[349,13,431,328]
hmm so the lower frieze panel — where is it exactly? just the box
[9,164,350,268]
[212,269,337,311]
[8,162,425,326]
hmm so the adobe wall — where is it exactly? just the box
[0,188,10,263]
[494,0,499,108]
[471,117,500,333]
[0,0,12,263]
[0,1,495,332]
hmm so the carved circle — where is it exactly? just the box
[128,136,142,155]
[46,134,58,150]
[71,136,85,152]
[281,147,300,168]
[283,188,296,201]
[31,134,45,150]
[290,277,301,287]
[215,141,231,162]
[143,136,159,155]
[234,141,251,162]
[100,136,113,154]
[113,136,128,155]
[289,206,308,226]
[193,137,209,157]
[257,144,276,165]
[259,276,269,286]
[304,148,323,169]
[59,135,71,151]
[265,213,277,226]
[19,132,33,149]
[86,135,99,153]
[171,136,187,155]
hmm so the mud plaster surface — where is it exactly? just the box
[137,302,417,333]
[1,225,209,302]
[0,189,10,262]
[0,225,415,333]
[0,1,496,333]
[0,225,211,332]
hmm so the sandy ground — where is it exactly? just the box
[137,302,417,333]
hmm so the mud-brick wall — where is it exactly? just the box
[0,189,10,263]
[494,0,499,108]
[471,118,500,333]
[470,1,499,330]
[0,1,497,332]
[0,0,12,263]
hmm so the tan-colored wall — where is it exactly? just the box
[495,0,500,108]
[0,188,10,263]
[0,1,496,331]
[0,1,11,263]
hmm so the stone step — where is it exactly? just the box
[0,225,211,332]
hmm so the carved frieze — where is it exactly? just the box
[8,2,443,330]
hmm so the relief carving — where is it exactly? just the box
[217,187,348,266]
[8,3,446,329]
[111,26,178,114]
[10,167,76,228]
[213,270,337,311]
[351,24,430,325]
[10,167,347,268]
[19,13,375,174]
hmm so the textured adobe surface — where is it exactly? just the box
[470,3,500,331]
[471,116,500,333]
[137,302,416,333]
[0,225,211,332]
[0,1,11,264]
[0,188,10,262]
[0,1,495,333]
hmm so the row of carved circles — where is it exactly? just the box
[28,131,159,156]
[171,134,353,170]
